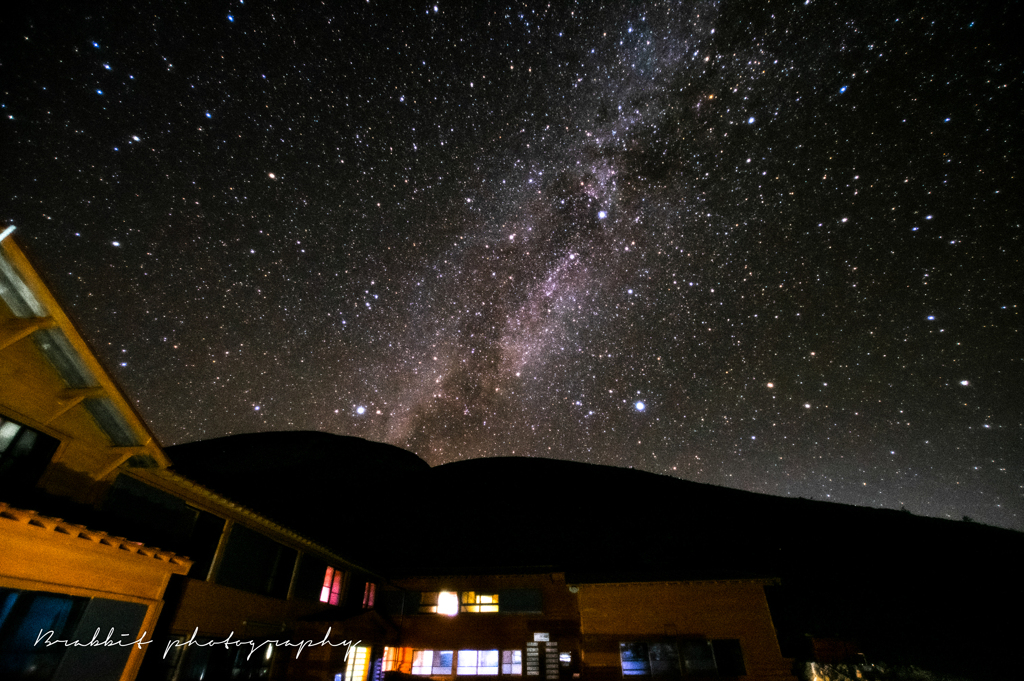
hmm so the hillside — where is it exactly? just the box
[165,433,1023,678]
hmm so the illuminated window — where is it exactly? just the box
[346,645,371,681]
[458,650,499,676]
[621,641,728,678]
[412,650,434,675]
[502,650,522,675]
[383,647,413,674]
[363,582,376,609]
[419,591,459,615]
[435,651,454,675]
[320,567,344,605]
[412,650,453,675]
[620,643,651,676]
[461,591,499,612]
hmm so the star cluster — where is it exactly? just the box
[3,0,1021,529]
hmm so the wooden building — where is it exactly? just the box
[0,233,382,681]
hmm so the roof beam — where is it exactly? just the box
[92,443,154,481]
[0,317,56,352]
[45,387,107,425]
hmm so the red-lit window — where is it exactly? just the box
[320,566,343,605]
[363,582,376,608]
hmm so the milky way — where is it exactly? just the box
[3,0,1021,529]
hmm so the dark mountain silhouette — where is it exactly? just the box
[166,432,1023,678]
[166,431,429,550]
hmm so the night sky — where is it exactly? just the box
[3,1,1021,530]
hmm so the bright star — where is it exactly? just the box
[634,401,645,411]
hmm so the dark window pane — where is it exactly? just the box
[498,589,543,613]
[54,597,148,681]
[184,510,225,581]
[0,588,87,680]
[175,636,238,681]
[102,475,199,554]
[711,640,745,677]
[216,524,296,598]
[648,642,681,680]
[0,416,60,498]
[380,590,420,615]
[293,554,329,602]
[679,641,717,675]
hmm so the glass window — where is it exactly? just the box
[0,415,60,497]
[293,554,328,602]
[620,642,651,676]
[0,588,86,678]
[497,589,543,613]
[420,591,459,615]
[462,591,499,613]
[711,639,745,677]
[458,650,499,676]
[434,650,454,675]
[216,524,297,598]
[679,640,717,675]
[502,650,522,675]
[321,567,344,605]
[418,592,438,613]
[101,474,200,555]
[346,646,371,681]
[438,591,459,615]
[412,650,434,675]
[363,582,376,609]
[459,650,479,675]
[648,642,681,679]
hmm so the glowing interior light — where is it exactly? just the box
[347,646,371,681]
[437,591,459,615]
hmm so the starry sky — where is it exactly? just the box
[3,0,1021,530]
